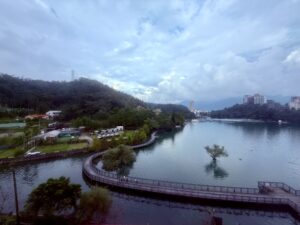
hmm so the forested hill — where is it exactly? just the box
[210,103,300,123]
[0,74,192,119]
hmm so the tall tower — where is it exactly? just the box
[189,100,194,112]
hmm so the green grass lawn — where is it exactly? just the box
[0,146,23,158]
[37,142,88,154]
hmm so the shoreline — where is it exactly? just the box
[207,118,289,124]
[83,148,300,218]
[0,132,158,166]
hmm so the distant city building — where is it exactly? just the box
[243,95,254,104]
[243,94,266,105]
[46,110,62,118]
[189,100,194,112]
[192,109,209,117]
[253,94,266,105]
[289,96,300,110]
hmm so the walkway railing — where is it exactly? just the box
[91,164,260,194]
[258,181,300,196]
[83,135,300,216]
[84,167,300,211]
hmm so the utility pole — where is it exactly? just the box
[12,170,20,225]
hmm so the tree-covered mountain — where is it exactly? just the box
[210,102,300,123]
[0,74,193,119]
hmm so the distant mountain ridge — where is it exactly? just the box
[182,96,291,111]
[0,74,192,119]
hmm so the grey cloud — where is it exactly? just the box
[0,0,300,103]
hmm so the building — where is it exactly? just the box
[97,126,124,139]
[25,114,49,120]
[289,96,300,110]
[243,95,254,104]
[243,94,266,105]
[189,101,194,112]
[253,94,266,105]
[46,110,62,118]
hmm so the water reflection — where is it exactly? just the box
[22,164,38,185]
[224,122,285,141]
[205,160,228,179]
[135,128,184,156]
[82,178,299,225]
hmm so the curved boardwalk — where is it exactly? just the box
[131,132,157,149]
[83,133,300,217]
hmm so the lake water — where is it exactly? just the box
[1,121,300,225]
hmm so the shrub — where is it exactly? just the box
[102,145,136,171]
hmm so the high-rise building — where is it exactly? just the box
[289,96,300,110]
[243,95,253,104]
[253,94,266,105]
[189,100,194,112]
[243,94,266,105]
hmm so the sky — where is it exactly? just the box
[0,0,300,104]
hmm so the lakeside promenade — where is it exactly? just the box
[83,132,300,217]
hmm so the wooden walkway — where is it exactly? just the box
[83,139,300,217]
[131,132,157,149]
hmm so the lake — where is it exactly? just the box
[1,120,300,225]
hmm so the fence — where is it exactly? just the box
[83,152,300,215]
[258,181,300,196]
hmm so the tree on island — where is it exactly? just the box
[102,145,136,171]
[205,144,228,161]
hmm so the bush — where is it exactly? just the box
[90,138,103,152]
[0,215,16,225]
[25,177,81,216]
[102,145,136,171]
[14,148,25,157]
[0,135,23,146]
[77,187,111,223]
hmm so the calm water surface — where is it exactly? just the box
[1,121,300,225]
[126,121,300,188]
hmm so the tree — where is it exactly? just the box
[77,187,112,223]
[205,145,228,161]
[90,138,103,151]
[102,145,136,171]
[24,177,81,216]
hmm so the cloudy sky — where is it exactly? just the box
[0,0,300,103]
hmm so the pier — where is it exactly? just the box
[83,150,300,216]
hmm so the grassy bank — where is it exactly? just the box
[0,142,88,159]
[37,142,87,154]
[0,146,23,158]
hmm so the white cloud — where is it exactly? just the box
[285,50,300,64]
[0,0,300,103]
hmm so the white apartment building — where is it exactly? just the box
[289,97,300,110]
